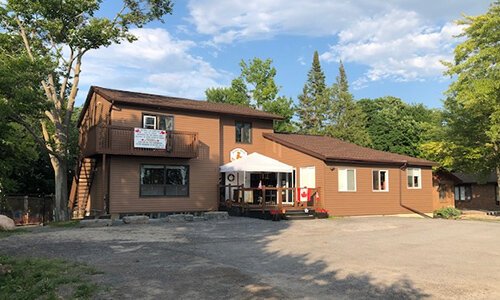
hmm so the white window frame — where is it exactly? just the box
[372,169,389,192]
[143,115,157,129]
[407,168,422,189]
[338,168,356,192]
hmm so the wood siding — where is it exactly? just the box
[455,183,499,211]
[220,117,274,164]
[107,105,220,213]
[432,177,455,210]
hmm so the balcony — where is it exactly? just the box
[81,125,199,158]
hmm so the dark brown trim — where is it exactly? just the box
[235,120,252,144]
[139,164,190,198]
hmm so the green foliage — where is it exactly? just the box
[0,0,173,219]
[297,51,327,134]
[205,57,295,132]
[206,78,250,106]
[47,220,80,228]
[0,255,100,299]
[433,207,462,219]
[422,2,500,181]
[324,62,372,147]
[359,96,441,157]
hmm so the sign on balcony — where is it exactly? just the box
[134,128,166,149]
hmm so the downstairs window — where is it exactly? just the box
[140,165,189,197]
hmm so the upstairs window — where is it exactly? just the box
[339,168,356,192]
[236,121,252,143]
[407,168,421,189]
[143,115,156,129]
[142,114,174,130]
[454,185,471,201]
[372,170,388,191]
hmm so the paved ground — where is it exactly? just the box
[1,216,499,299]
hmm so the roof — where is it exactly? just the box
[452,172,497,184]
[78,86,282,126]
[263,133,437,167]
[220,152,294,173]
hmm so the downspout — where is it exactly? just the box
[399,161,431,218]
[103,100,114,215]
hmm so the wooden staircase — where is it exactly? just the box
[69,158,96,219]
[283,210,316,220]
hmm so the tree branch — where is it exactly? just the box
[15,16,34,62]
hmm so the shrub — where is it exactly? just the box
[434,207,462,219]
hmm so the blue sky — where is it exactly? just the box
[77,0,492,108]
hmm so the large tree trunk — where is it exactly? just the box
[51,155,69,221]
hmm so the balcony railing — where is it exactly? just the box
[82,125,199,158]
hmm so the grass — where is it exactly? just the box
[0,228,29,239]
[46,220,80,228]
[0,255,102,299]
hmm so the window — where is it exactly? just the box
[438,184,447,200]
[339,168,356,192]
[372,170,388,191]
[142,114,174,130]
[495,185,499,206]
[407,168,421,189]
[235,121,252,143]
[454,185,471,201]
[143,115,156,129]
[140,165,189,197]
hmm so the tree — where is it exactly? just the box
[324,62,371,147]
[422,2,499,191]
[359,96,440,157]
[206,78,250,106]
[0,0,173,220]
[206,58,295,132]
[297,51,327,134]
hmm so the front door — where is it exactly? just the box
[300,166,316,188]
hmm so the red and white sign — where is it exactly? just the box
[134,128,166,149]
[230,148,248,161]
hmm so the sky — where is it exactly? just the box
[77,0,493,108]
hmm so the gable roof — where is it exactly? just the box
[78,86,282,126]
[263,133,437,167]
[452,172,497,184]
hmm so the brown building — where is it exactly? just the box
[70,86,438,219]
[452,173,499,211]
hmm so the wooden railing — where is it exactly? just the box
[82,125,199,158]
[220,185,322,212]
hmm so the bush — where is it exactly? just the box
[434,207,462,219]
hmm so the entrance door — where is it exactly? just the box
[300,166,316,188]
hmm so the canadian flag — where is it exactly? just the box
[298,188,309,202]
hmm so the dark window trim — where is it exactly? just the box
[235,120,252,144]
[454,184,472,202]
[141,112,175,131]
[139,164,190,198]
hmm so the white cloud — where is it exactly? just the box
[186,0,487,85]
[321,11,465,85]
[78,28,229,103]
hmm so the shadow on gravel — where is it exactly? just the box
[0,218,430,299]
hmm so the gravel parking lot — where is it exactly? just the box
[1,216,499,299]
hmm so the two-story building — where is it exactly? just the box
[70,86,437,219]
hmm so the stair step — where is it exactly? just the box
[284,214,315,220]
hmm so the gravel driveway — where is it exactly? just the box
[1,217,499,299]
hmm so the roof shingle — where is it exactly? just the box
[80,86,282,124]
[264,133,437,167]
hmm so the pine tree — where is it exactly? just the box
[297,51,327,134]
[325,62,372,147]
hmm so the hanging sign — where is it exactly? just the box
[134,128,166,149]
[230,148,248,161]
